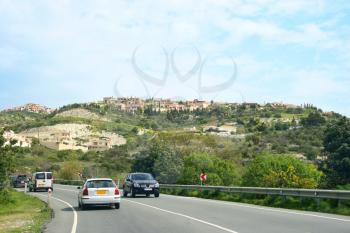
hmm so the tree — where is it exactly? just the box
[153,147,183,184]
[301,112,326,126]
[100,145,132,174]
[243,153,322,188]
[178,152,240,186]
[323,117,350,187]
[0,132,16,203]
[58,160,83,180]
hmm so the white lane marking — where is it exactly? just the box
[124,199,239,233]
[162,194,350,223]
[35,193,78,233]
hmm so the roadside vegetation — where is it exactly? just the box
[0,133,51,233]
[0,190,51,233]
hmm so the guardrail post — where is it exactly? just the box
[24,182,27,194]
[316,198,320,210]
[337,199,342,208]
[314,191,320,210]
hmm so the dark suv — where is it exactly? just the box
[123,173,160,198]
[13,174,29,188]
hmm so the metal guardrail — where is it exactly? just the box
[160,184,350,200]
[53,180,350,200]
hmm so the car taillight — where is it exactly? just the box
[115,188,120,195]
[83,187,88,196]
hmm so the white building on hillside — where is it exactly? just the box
[2,130,32,147]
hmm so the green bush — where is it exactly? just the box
[178,152,241,186]
[243,152,322,188]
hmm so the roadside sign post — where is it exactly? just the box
[200,172,207,186]
[24,182,27,194]
[48,188,52,207]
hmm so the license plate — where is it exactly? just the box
[144,188,152,191]
[21,181,24,184]
[96,190,107,195]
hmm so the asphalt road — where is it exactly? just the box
[25,184,350,233]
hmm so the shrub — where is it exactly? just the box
[243,152,322,188]
[178,152,240,186]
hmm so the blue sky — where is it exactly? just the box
[1,0,350,115]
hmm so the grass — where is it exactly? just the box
[0,190,52,233]
[161,188,350,216]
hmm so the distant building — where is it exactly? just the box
[88,137,113,151]
[2,130,31,148]
[103,97,210,113]
[270,102,299,109]
[203,124,237,136]
[6,103,55,114]
[185,99,210,111]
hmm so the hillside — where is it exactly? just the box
[54,108,110,121]
[1,98,348,192]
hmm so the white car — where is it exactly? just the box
[78,178,121,210]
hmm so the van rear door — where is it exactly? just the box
[35,172,46,188]
[46,172,53,188]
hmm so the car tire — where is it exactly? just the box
[115,203,120,209]
[146,193,150,197]
[131,188,136,198]
[33,188,37,192]
[154,191,160,198]
[123,190,128,197]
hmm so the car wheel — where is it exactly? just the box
[115,203,120,209]
[154,191,160,198]
[131,188,136,198]
[146,193,150,197]
[123,190,128,197]
[33,188,37,192]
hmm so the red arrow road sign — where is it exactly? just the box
[200,173,207,181]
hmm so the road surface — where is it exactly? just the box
[25,184,350,233]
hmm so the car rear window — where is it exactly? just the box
[131,173,154,180]
[35,173,45,179]
[46,173,52,179]
[86,180,115,188]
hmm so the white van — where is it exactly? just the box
[29,172,53,192]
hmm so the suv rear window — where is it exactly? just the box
[86,180,115,188]
[17,175,27,180]
[35,173,45,179]
[46,173,52,179]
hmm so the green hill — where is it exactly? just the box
[1,100,348,191]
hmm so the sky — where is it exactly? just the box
[0,0,350,115]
